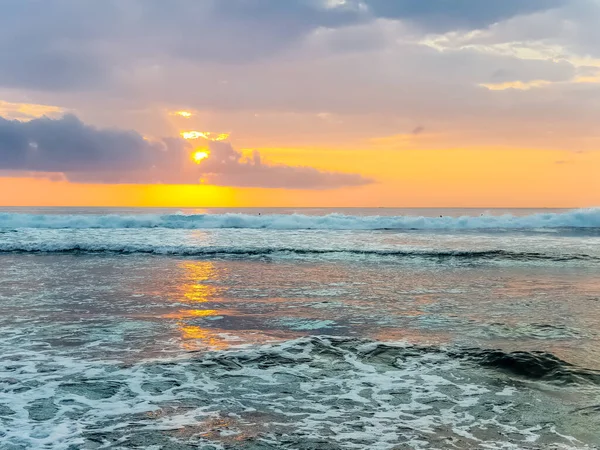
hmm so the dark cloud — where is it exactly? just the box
[0,114,166,172]
[362,0,566,32]
[0,0,359,89]
[129,0,362,64]
[0,114,371,189]
[0,0,567,91]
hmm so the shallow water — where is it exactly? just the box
[0,208,599,449]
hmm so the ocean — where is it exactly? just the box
[0,207,599,449]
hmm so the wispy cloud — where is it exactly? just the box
[197,140,372,189]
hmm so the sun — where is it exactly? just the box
[192,150,209,163]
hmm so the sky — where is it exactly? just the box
[0,0,599,207]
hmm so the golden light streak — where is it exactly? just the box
[180,326,233,350]
[0,101,64,120]
[169,110,194,118]
[479,80,552,91]
[162,309,219,319]
[574,75,600,84]
[181,131,229,141]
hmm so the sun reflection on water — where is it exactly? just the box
[178,261,219,304]
[179,326,239,351]
[162,309,219,319]
[169,261,238,350]
[152,260,311,351]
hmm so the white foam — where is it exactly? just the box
[0,208,599,230]
[0,337,591,449]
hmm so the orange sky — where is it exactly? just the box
[1,146,597,208]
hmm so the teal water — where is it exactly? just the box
[0,208,599,449]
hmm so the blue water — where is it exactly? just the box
[0,208,599,449]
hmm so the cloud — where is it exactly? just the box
[197,141,372,189]
[0,114,167,173]
[1,0,598,153]
[0,114,371,189]
[0,0,568,91]
[362,0,566,31]
[0,0,358,90]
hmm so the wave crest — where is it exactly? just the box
[0,244,595,262]
[0,209,599,230]
[200,336,600,386]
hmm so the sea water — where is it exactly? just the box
[0,207,599,449]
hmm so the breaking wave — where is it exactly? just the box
[458,348,600,385]
[0,208,599,230]
[0,243,596,262]
[180,336,600,386]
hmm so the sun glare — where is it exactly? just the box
[192,150,209,163]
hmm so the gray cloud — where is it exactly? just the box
[0,0,567,91]
[0,1,116,90]
[0,0,357,90]
[363,0,566,31]
[197,141,372,189]
[0,114,371,189]
[1,0,597,153]
[130,37,575,117]
[0,114,165,172]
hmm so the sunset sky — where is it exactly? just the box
[1,0,599,207]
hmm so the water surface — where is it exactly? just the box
[1,207,599,449]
